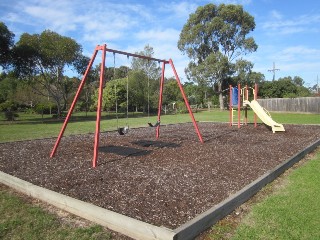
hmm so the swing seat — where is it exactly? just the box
[148,121,160,127]
[118,126,129,135]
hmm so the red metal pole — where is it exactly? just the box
[50,46,99,158]
[156,61,165,139]
[169,59,204,143]
[254,83,258,128]
[229,85,232,127]
[238,83,241,129]
[92,44,106,168]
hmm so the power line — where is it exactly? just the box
[268,62,280,81]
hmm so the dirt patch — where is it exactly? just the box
[0,123,319,229]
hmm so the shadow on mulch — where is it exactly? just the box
[132,140,180,148]
[99,145,151,157]
[99,141,180,157]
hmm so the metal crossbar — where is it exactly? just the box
[50,44,203,168]
[102,46,169,63]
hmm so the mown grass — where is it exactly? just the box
[208,148,320,240]
[230,149,320,240]
[0,186,112,240]
[0,110,319,142]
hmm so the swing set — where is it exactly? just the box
[112,52,159,134]
[112,53,130,135]
[50,44,204,168]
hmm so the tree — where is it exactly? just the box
[178,3,257,109]
[0,72,17,103]
[247,71,265,85]
[292,76,304,87]
[97,78,127,112]
[163,78,183,106]
[259,77,311,98]
[0,22,15,69]
[131,44,161,80]
[310,83,319,96]
[11,30,86,116]
[128,70,148,112]
[233,59,254,85]
[78,65,99,114]
[130,45,161,113]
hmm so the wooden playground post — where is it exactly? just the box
[244,85,248,125]
[254,83,258,128]
[237,83,241,128]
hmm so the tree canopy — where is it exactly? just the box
[259,76,311,98]
[178,3,258,109]
[0,22,15,68]
[131,44,161,80]
[11,30,87,116]
[0,21,314,117]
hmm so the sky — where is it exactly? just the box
[1,0,320,88]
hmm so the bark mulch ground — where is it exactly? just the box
[1,122,319,230]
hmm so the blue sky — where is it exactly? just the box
[1,0,320,88]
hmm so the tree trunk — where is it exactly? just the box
[51,95,62,117]
[57,104,62,117]
[218,82,224,110]
[63,99,67,111]
[219,93,224,110]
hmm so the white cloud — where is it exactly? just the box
[251,43,320,84]
[135,28,180,42]
[276,46,320,62]
[159,1,198,19]
[215,0,252,5]
[262,11,320,35]
[16,0,78,33]
[270,10,282,20]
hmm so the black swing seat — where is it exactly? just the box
[118,126,129,135]
[148,121,160,127]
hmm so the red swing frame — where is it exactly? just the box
[50,44,203,167]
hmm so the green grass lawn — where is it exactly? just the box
[0,186,112,240]
[0,110,319,142]
[230,148,320,240]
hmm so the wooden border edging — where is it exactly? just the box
[1,139,319,240]
[0,172,175,240]
[172,138,320,240]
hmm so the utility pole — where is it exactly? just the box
[268,62,280,81]
[317,75,319,94]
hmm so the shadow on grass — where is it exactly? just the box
[0,112,157,126]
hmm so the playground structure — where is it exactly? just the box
[229,83,285,133]
[50,44,204,168]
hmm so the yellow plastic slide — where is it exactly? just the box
[243,100,285,133]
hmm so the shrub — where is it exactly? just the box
[34,103,57,114]
[4,111,19,121]
[0,101,18,112]
[176,101,188,114]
